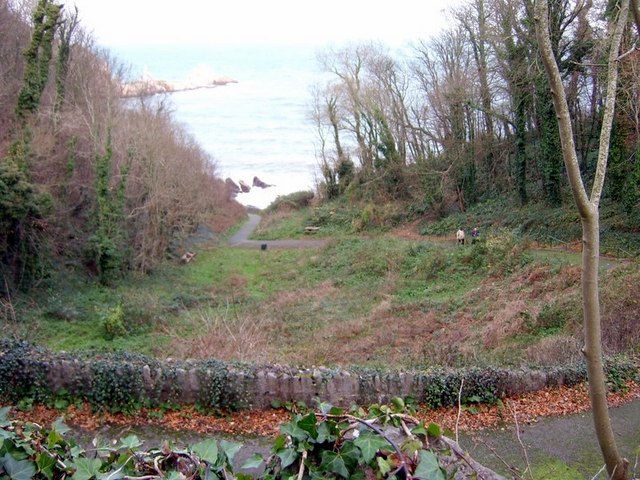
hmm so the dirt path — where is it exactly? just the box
[228,213,328,249]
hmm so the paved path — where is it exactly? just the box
[228,213,328,250]
[461,400,640,477]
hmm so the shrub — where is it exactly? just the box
[483,230,532,276]
[421,367,507,409]
[534,303,568,334]
[102,304,127,340]
[265,190,315,212]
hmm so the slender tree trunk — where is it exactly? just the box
[534,0,630,478]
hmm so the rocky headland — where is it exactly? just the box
[121,69,238,97]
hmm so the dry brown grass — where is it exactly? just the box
[163,247,638,370]
[270,280,337,309]
[524,335,584,365]
[481,299,531,348]
[253,210,296,236]
[210,274,249,304]
[163,311,274,363]
[600,263,640,354]
[318,307,442,366]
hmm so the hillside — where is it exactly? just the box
[0,0,247,296]
[5,193,638,372]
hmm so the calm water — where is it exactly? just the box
[113,44,327,208]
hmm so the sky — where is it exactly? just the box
[68,0,463,47]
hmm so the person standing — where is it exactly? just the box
[471,227,479,245]
[456,228,465,245]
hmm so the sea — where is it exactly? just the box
[112,43,330,209]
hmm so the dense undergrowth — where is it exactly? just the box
[0,400,500,480]
[3,193,639,371]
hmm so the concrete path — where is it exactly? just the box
[460,400,640,478]
[228,213,328,250]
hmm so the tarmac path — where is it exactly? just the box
[228,213,328,249]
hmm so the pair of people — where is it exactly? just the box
[456,227,480,245]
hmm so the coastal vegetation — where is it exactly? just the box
[0,0,245,295]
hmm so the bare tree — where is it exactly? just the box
[535,0,630,478]
[412,27,477,211]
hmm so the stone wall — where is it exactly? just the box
[0,339,594,410]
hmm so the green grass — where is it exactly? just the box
[250,209,311,240]
[14,231,543,365]
[15,246,321,355]
[8,193,640,368]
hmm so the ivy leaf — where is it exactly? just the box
[192,439,218,464]
[320,451,349,478]
[235,474,254,480]
[69,445,86,459]
[240,453,264,470]
[220,439,242,464]
[272,434,287,451]
[354,430,391,463]
[3,452,37,480]
[377,456,392,476]
[0,407,12,427]
[165,472,186,480]
[427,423,441,439]
[329,406,344,416]
[117,435,142,450]
[71,457,103,480]
[36,452,57,480]
[401,439,423,456]
[0,428,16,440]
[413,450,445,480]
[411,422,427,436]
[391,397,405,412]
[276,447,298,469]
[316,421,335,444]
[98,470,125,480]
[340,441,361,469]
[280,420,308,441]
[52,417,70,436]
[297,413,318,439]
[47,429,64,450]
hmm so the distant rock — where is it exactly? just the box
[253,176,274,189]
[121,68,237,98]
[239,180,251,193]
[225,178,241,197]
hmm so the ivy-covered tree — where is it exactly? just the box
[536,77,564,205]
[88,133,129,284]
[54,5,79,114]
[15,0,62,119]
[0,132,52,293]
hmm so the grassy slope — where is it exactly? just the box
[7,194,640,369]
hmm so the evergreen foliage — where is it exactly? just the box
[0,132,51,293]
[88,133,129,284]
[15,0,61,119]
[535,77,564,206]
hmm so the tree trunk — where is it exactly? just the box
[534,0,630,478]
[581,211,628,479]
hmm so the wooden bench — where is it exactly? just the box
[304,226,320,234]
